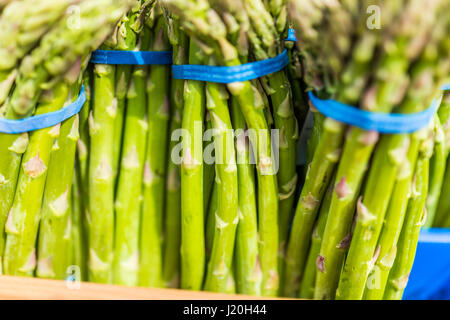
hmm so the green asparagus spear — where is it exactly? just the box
[88,59,116,284]
[71,166,88,281]
[232,100,261,296]
[244,1,299,286]
[113,1,152,184]
[425,117,446,227]
[114,29,150,286]
[77,69,91,193]
[139,14,171,287]
[37,82,81,280]
[203,111,216,215]
[162,14,187,288]
[431,92,450,227]
[204,75,239,293]
[179,39,206,290]
[205,179,218,262]
[86,1,134,284]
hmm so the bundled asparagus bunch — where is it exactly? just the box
[0,0,131,277]
[1,0,448,301]
[84,1,176,286]
[286,0,450,300]
[162,0,302,296]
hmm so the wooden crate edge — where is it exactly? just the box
[0,275,289,300]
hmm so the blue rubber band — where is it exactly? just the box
[172,49,289,83]
[286,28,297,42]
[308,91,440,134]
[442,83,450,91]
[90,50,173,65]
[0,85,86,134]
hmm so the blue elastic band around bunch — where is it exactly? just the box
[90,50,173,65]
[172,28,296,83]
[172,49,290,84]
[309,84,449,134]
[0,86,86,134]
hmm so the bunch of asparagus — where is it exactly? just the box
[0,0,448,301]
[80,0,176,286]
[162,0,303,296]
[0,0,131,277]
[286,0,450,300]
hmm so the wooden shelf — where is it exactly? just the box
[0,276,278,300]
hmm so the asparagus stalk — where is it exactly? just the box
[162,14,187,288]
[383,130,434,300]
[88,59,116,284]
[77,69,91,192]
[205,177,218,261]
[203,74,239,293]
[232,100,261,296]
[179,39,206,290]
[113,28,150,286]
[424,117,446,227]
[112,1,152,184]
[0,135,28,274]
[71,166,88,281]
[203,111,216,214]
[230,50,280,298]
[163,100,182,287]
[245,0,299,286]
[75,70,91,268]
[87,1,134,283]
[305,111,323,165]
[36,82,81,280]
[74,68,91,283]
[139,14,171,288]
